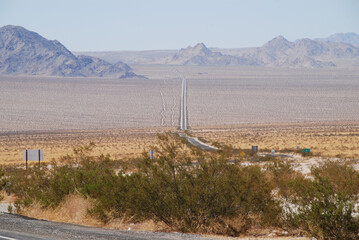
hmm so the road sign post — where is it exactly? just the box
[23,149,43,169]
[150,150,155,160]
[25,149,28,169]
[302,148,310,156]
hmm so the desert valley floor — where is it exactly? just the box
[1,66,359,164]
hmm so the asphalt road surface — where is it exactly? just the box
[179,73,187,131]
[175,71,217,151]
[0,212,210,240]
[185,136,218,151]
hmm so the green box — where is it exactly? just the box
[302,148,310,153]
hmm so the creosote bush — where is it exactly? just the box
[0,167,6,201]
[287,161,359,240]
[2,134,359,239]
[128,133,281,235]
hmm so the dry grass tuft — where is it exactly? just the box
[20,194,167,232]
[0,191,17,203]
[22,194,101,227]
[105,219,166,232]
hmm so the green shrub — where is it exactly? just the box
[8,135,359,238]
[288,161,359,240]
[2,135,284,235]
[5,165,51,210]
[0,167,5,201]
[5,143,122,213]
[266,160,305,199]
[126,133,281,235]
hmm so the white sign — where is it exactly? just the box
[23,149,43,161]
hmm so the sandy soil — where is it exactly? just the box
[0,127,176,165]
[1,121,358,166]
[1,67,359,132]
[191,121,359,158]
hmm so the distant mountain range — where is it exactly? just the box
[81,33,359,68]
[157,35,359,68]
[159,43,256,66]
[0,25,139,77]
[315,32,359,46]
[1,25,359,75]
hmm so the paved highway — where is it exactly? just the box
[179,74,187,131]
[0,212,209,240]
[175,70,217,151]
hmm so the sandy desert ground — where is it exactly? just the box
[1,66,358,164]
[0,127,175,165]
[1,66,359,132]
[192,121,359,158]
[0,121,358,165]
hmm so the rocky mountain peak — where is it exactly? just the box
[263,35,293,52]
[193,42,208,50]
[180,42,212,57]
[294,38,324,56]
[0,25,138,78]
[0,25,72,55]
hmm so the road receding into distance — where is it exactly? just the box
[176,70,217,151]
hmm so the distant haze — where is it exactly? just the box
[0,0,358,51]
[79,35,359,68]
[1,25,358,78]
[1,67,359,132]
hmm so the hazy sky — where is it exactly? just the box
[0,0,358,51]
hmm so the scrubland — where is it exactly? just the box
[1,133,358,240]
[1,121,357,166]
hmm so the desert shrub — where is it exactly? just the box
[3,134,283,235]
[126,133,281,235]
[255,155,276,162]
[6,164,79,211]
[0,167,6,201]
[4,135,359,238]
[279,148,292,153]
[288,161,359,240]
[41,164,77,208]
[266,160,305,199]
[75,154,131,223]
[5,143,122,213]
[0,167,5,187]
[5,165,51,210]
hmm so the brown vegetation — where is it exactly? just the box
[1,121,358,167]
[1,133,358,239]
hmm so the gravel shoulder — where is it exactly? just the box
[0,212,310,240]
[0,212,206,240]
